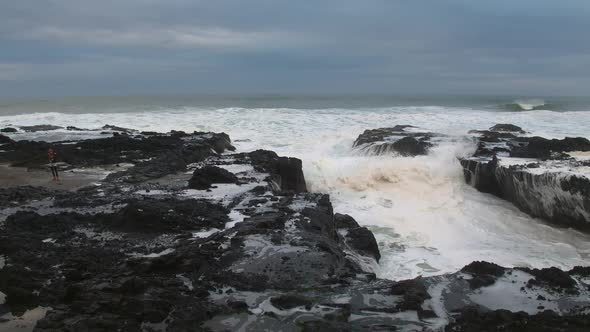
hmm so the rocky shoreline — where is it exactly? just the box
[1,126,589,331]
[351,123,590,232]
[459,124,590,231]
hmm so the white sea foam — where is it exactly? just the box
[2,106,590,281]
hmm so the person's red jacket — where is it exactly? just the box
[48,148,57,163]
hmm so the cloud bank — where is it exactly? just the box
[1,0,589,96]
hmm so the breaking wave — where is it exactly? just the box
[502,99,556,111]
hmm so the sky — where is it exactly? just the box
[1,0,590,97]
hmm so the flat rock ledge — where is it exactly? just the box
[461,124,590,231]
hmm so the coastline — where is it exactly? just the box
[0,126,589,331]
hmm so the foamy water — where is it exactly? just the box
[2,105,590,280]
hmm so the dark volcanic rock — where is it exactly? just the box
[0,134,13,144]
[353,125,417,146]
[1,127,17,133]
[19,125,63,132]
[489,123,525,133]
[0,186,58,208]
[102,198,230,233]
[102,124,135,133]
[461,124,590,231]
[569,266,590,277]
[335,213,380,262]
[1,127,589,331]
[270,294,312,310]
[188,166,239,189]
[353,125,438,156]
[519,267,578,292]
[390,277,431,312]
[446,306,590,332]
[334,213,360,229]
[246,150,307,193]
[390,136,430,156]
[66,126,88,131]
[511,136,590,159]
[346,227,381,262]
[0,130,235,184]
[461,261,505,289]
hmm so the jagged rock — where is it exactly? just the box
[511,136,590,159]
[353,126,437,156]
[461,261,505,289]
[188,166,239,189]
[461,125,590,231]
[247,150,307,193]
[335,213,380,261]
[569,266,590,277]
[519,267,578,292]
[345,227,381,262]
[353,125,417,146]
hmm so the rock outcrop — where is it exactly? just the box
[0,134,13,144]
[19,125,63,132]
[461,124,590,230]
[353,125,439,156]
[0,127,17,133]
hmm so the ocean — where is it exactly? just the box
[1,95,589,280]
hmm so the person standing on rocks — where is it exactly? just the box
[48,147,60,182]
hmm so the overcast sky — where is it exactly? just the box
[1,0,589,97]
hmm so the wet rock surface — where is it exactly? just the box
[461,124,590,231]
[446,306,590,332]
[0,126,588,331]
[19,125,64,133]
[352,125,439,156]
[188,166,238,189]
[0,134,13,144]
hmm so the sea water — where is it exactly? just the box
[1,96,589,280]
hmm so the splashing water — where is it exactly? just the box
[2,105,590,280]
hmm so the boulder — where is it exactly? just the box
[188,166,238,190]
[335,213,380,261]
[247,150,307,193]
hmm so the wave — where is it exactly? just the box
[501,99,557,111]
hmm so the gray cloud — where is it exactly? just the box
[0,0,589,96]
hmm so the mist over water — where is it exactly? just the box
[2,97,590,280]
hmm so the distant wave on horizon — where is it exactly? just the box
[500,99,558,111]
